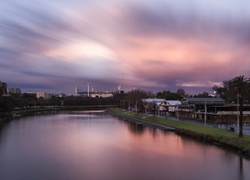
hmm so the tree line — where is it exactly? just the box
[2,76,249,114]
[0,94,121,112]
[2,76,250,119]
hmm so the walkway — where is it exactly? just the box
[160,114,250,136]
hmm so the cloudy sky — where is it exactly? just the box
[1,0,250,95]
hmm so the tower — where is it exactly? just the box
[75,87,79,96]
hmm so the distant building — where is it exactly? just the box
[178,97,226,119]
[0,81,7,95]
[8,87,22,94]
[141,98,182,115]
[75,86,114,98]
[75,87,88,97]
[157,100,182,116]
[36,92,52,99]
[117,85,124,94]
[141,98,166,113]
[90,92,113,98]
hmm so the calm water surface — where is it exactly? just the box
[0,111,249,180]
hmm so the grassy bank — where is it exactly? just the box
[108,108,250,157]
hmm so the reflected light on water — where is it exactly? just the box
[0,111,249,180]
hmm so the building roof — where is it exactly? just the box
[142,99,182,106]
[182,97,225,104]
[157,100,182,106]
[141,98,165,103]
[165,100,182,106]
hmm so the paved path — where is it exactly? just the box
[160,114,250,136]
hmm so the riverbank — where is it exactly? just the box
[0,105,118,122]
[108,108,250,158]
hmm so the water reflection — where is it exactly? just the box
[0,111,249,180]
[0,121,10,151]
[127,122,144,135]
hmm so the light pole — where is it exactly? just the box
[128,99,130,111]
[135,100,138,113]
[204,101,207,126]
[237,93,239,127]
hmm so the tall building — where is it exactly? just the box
[8,87,22,94]
[0,81,7,95]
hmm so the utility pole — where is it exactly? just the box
[204,101,207,126]
[237,93,239,128]
[136,100,138,113]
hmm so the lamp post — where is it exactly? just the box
[237,93,239,127]
[204,101,207,126]
[136,100,138,113]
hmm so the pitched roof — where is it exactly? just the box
[165,100,182,106]
[141,98,165,103]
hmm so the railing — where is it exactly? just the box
[217,111,250,115]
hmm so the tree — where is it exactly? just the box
[194,91,211,98]
[126,89,153,100]
[213,80,235,103]
[157,90,182,100]
[126,90,154,111]
[231,76,250,137]
[176,88,187,98]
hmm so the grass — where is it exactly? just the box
[108,108,250,156]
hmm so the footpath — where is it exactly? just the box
[162,114,250,136]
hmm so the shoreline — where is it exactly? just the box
[0,105,118,122]
[108,108,250,158]
[1,107,250,158]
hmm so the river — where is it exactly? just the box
[0,111,249,180]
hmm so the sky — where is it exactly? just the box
[1,0,250,95]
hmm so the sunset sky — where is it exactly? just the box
[1,0,250,95]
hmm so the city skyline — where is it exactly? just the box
[1,0,250,95]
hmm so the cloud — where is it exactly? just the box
[1,0,250,94]
[111,4,250,91]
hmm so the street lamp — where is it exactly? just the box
[135,100,138,113]
[204,101,207,126]
[237,93,239,127]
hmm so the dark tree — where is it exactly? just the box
[213,80,235,103]
[157,90,182,100]
[176,88,188,98]
[231,76,250,137]
[194,91,211,98]
[214,75,250,137]
[125,89,154,111]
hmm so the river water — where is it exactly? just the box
[0,111,249,180]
